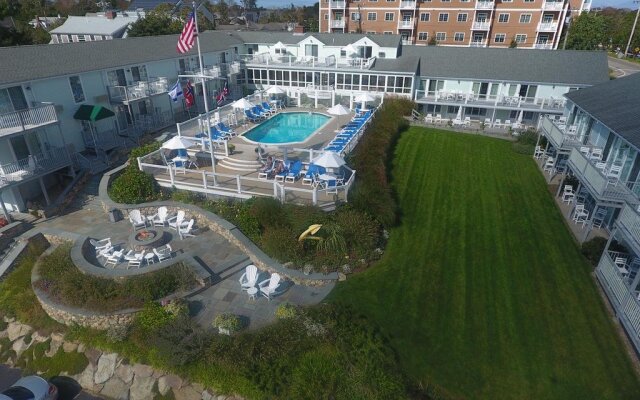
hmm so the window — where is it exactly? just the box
[454,32,465,42]
[385,12,394,21]
[418,32,428,40]
[378,52,386,57]
[61,35,69,43]
[77,35,86,42]
[350,12,358,20]
[367,12,377,20]
[438,13,449,22]
[69,76,85,103]
[386,0,395,2]
[436,32,446,41]
[515,34,527,44]
[93,35,103,41]
[383,31,393,34]
[498,13,509,23]
[441,0,450,2]
[420,13,430,22]
[324,13,328,20]
[457,13,468,22]
[524,0,534,2]
[367,31,377,34]
[542,14,554,23]
[494,33,506,43]
[520,14,531,23]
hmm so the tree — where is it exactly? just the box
[127,4,182,37]
[509,38,518,48]
[565,12,607,51]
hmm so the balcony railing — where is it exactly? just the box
[540,116,580,150]
[107,77,169,104]
[0,104,58,138]
[400,0,417,8]
[538,22,558,31]
[567,148,637,203]
[397,19,414,29]
[401,39,413,45]
[475,0,494,10]
[534,43,554,49]
[415,91,566,111]
[331,19,345,28]
[472,21,491,30]
[0,147,71,188]
[543,1,564,11]
[240,52,375,70]
[330,0,346,8]
[618,204,640,248]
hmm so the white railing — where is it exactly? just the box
[330,0,346,8]
[107,77,168,103]
[400,0,417,8]
[599,252,631,305]
[534,43,554,49]
[401,39,413,45]
[475,0,494,9]
[0,104,58,137]
[417,90,565,111]
[331,19,345,28]
[541,116,578,149]
[470,40,488,47]
[0,147,71,186]
[472,21,491,30]
[568,148,609,196]
[543,1,564,11]
[397,19,414,29]
[538,22,558,31]
[618,204,640,244]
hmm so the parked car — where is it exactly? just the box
[0,376,58,400]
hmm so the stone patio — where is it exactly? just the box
[32,181,334,330]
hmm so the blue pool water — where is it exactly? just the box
[243,112,330,144]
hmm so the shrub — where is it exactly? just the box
[135,302,176,332]
[249,197,287,229]
[129,142,161,161]
[512,129,539,155]
[110,167,159,204]
[151,316,210,367]
[260,226,304,263]
[275,303,298,319]
[333,207,381,260]
[581,237,608,266]
[213,313,242,334]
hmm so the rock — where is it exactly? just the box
[202,391,215,400]
[62,341,78,353]
[132,363,153,378]
[115,364,134,384]
[0,330,7,339]
[94,353,118,384]
[77,343,86,353]
[282,261,294,269]
[50,332,64,342]
[190,383,204,393]
[7,322,31,341]
[76,364,97,391]
[337,272,347,281]
[11,338,30,359]
[100,377,129,400]
[152,369,163,379]
[32,331,49,343]
[216,396,228,400]
[129,375,155,400]
[45,338,61,357]
[84,348,102,367]
[174,385,201,400]
[158,375,182,395]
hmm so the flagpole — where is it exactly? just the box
[192,1,217,183]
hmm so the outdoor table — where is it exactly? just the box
[247,287,258,300]
[145,253,156,265]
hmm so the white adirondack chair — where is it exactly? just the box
[258,273,281,300]
[168,210,186,231]
[150,206,169,227]
[179,219,195,240]
[239,264,259,291]
[129,209,147,231]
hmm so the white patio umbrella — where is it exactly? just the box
[354,93,376,109]
[342,44,358,56]
[232,98,255,109]
[455,106,463,122]
[162,136,196,150]
[266,86,286,95]
[312,151,346,169]
[516,110,524,127]
[327,104,351,131]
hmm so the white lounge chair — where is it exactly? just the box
[258,273,281,300]
[239,264,259,291]
[153,244,172,262]
[168,210,186,231]
[179,219,195,240]
[129,209,147,231]
[97,245,114,260]
[150,206,169,227]
[124,250,145,269]
[90,238,111,252]
[105,249,124,268]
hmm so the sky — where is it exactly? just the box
[256,0,638,8]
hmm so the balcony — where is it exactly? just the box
[0,104,58,138]
[540,116,580,151]
[330,0,346,8]
[543,1,564,11]
[240,52,375,70]
[331,19,346,28]
[470,40,488,47]
[618,204,640,251]
[538,22,558,32]
[534,43,554,49]
[397,19,414,29]
[472,21,491,30]
[415,91,566,113]
[475,0,494,10]
[567,148,637,204]
[107,77,168,104]
[0,147,71,188]
[400,1,417,9]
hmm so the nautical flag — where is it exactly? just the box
[184,80,195,108]
[216,81,230,106]
[168,80,183,102]
[176,11,196,54]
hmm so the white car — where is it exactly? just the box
[0,376,58,400]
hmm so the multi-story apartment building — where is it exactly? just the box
[537,72,640,354]
[319,0,591,48]
[0,30,606,216]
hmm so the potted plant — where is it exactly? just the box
[213,313,242,335]
[228,144,236,155]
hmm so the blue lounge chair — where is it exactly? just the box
[217,122,236,136]
[252,106,269,119]
[302,164,326,185]
[261,102,277,115]
[245,109,261,123]
[275,161,291,182]
[324,145,344,152]
[285,161,303,183]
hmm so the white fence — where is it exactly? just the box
[0,104,58,137]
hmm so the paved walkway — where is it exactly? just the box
[32,175,334,330]
[608,56,640,78]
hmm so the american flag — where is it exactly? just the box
[216,81,230,106]
[176,11,196,54]
[184,81,195,108]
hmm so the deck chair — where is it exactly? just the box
[153,244,172,262]
[168,210,186,231]
[124,250,145,269]
[129,209,147,231]
[239,264,259,291]
[105,249,124,268]
[150,206,169,227]
[90,238,111,252]
[179,219,195,240]
[258,273,281,300]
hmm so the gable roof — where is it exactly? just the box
[50,14,141,36]
[407,45,609,85]
[0,31,243,86]
[229,31,401,48]
[565,73,640,149]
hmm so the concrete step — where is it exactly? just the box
[218,157,261,172]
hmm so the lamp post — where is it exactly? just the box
[625,0,640,58]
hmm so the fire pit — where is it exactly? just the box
[128,228,169,251]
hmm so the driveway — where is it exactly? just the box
[608,56,640,78]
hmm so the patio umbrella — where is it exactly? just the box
[312,151,346,169]
[354,93,375,109]
[266,86,286,95]
[232,98,255,109]
[342,44,358,56]
[162,136,196,150]
[327,104,350,131]
[455,106,463,122]
[516,110,524,128]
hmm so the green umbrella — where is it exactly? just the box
[73,104,115,121]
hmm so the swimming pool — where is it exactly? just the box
[243,112,330,144]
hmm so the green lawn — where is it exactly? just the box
[331,128,640,399]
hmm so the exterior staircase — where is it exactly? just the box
[217,155,262,172]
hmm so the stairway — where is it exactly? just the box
[217,155,262,172]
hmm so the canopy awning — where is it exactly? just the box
[73,105,115,121]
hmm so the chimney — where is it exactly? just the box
[105,10,116,19]
[294,25,304,34]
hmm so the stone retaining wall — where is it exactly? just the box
[100,164,339,285]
